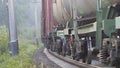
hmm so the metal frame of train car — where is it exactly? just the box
[63,3,120,66]
[44,1,120,67]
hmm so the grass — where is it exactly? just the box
[0,39,43,68]
[0,25,44,68]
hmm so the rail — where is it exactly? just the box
[48,49,97,68]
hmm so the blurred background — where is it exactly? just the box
[0,0,42,68]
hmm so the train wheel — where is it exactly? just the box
[63,51,66,57]
[110,59,116,66]
[77,52,83,61]
[72,56,76,60]
[82,58,86,63]
[63,53,66,57]
[82,54,86,63]
[115,57,120,68]
[87,56,92,64]
[76,58,79,61]
[87,51,92,64]
[75,53,80,61]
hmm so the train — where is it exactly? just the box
[41,0,120,67]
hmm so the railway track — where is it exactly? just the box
[44,48,79,68]
[47,49,114,68]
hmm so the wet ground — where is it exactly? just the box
[33,47,62,68]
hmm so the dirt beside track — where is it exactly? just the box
[33,47,62,68]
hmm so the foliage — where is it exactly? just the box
[0,43,38,68]
[0,25,9,55]
[0,40,43,68]
[0,0,42,67]
[0,25,43,68]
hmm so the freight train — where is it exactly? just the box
[41,0,120,67]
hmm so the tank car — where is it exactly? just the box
[42,0,120,67]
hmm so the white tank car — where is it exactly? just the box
[53,0,120,24]
[63,0,120,17]
[53,0,70,24]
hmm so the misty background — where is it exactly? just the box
[0,0,42,42]
[0,0,43,67]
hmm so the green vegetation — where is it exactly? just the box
[0,0,42,67]
[0,25,9,55]
[0,25,43,68]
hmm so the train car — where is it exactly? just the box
[41,0,120,67]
